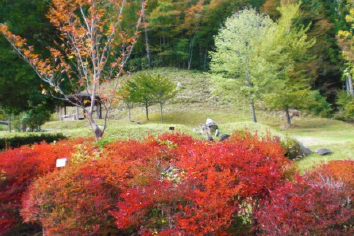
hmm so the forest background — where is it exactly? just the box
[0,0,353,120]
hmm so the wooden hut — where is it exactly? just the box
[58,94,102,121]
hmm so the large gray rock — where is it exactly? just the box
[316,148,332,156]
[299,143,312,156]
[219,134,230,142]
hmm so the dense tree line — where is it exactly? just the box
[2,0,354,119]
[0,0,58,115]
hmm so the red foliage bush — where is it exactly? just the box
[0,138,92,234]
[110,132,292,235]
[255,176,354,235]
[22,138,164,235]
[22,160,123,235]
[20,132,293,235]
[314,160,354,198]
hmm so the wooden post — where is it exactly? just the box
[76,106,80,120]
[64,106,67,116]
[99,103,102,119]
[8,116,11,133]
[58,106,62,121]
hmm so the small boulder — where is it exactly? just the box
[176,82,182,90]
[206,118,216,126]
[206,136,214,141]
[316,148,332,156]
[299,143,312,156]
[219,134,230,142]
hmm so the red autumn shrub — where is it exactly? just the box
[111,132,292,235]
[21,138,165,235]
[255,176,354,235]
[22,161,124,236]
[21,132,292,235]
[0,138,92,234]
[314,160,354,198]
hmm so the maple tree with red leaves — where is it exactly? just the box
[0,0,145,140]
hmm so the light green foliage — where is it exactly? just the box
[125,72,157,120]
[210,8,275,100]
[336,90,354,121]
[210,3,315,125]
[263,3,316,124]
[118,72,178,122]
[210,8,275,122]
[15,105,52,131]
[149,74,178,123]
[149,74,178,105]
[307,90,332,117]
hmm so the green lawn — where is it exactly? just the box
[2,68,353,171]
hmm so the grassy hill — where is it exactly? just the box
[2,68,354,170]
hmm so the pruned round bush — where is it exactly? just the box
[255,176,354,235]
[0,138,93,235]
[21,132,293,235]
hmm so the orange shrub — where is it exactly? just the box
[20,132,294,235]
[315,160,354,197]
[0,138,92,234]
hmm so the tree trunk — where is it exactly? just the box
[203,46,208,71]
[143,19,151,67]
[250,100,257,123]
[87,113,103,141]
[128,106,132,122]
[145,103,149,121]
[8,116,11,133]
[347,75,354,96]
[246,71,256,123]
[141,0,151,68]
[127,103,132,122]
[285,106,291,125]
[159,102,163,124]
[187,35,196,70]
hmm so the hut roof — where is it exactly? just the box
[63,94,101,107]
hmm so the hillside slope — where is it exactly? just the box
[36,68,354,169]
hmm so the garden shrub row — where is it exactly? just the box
[0,138,94,235]
[1,132,354,235]
[0,133,66,150]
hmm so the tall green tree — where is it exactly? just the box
[264,2,316,125]
[210,8,275,123]
[125,73,157,121]
[149,74,178,123]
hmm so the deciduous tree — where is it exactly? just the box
[210,8,275,123]
[149,74,177,123]
[0,0,145,140]
[263,2,316,125]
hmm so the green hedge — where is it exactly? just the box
[0,133,66,150]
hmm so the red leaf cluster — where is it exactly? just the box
[314,160,354,198]
[21,132,292,235]
[6,132,354,235]
[255,175,354,235]
[0,138,92,234]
